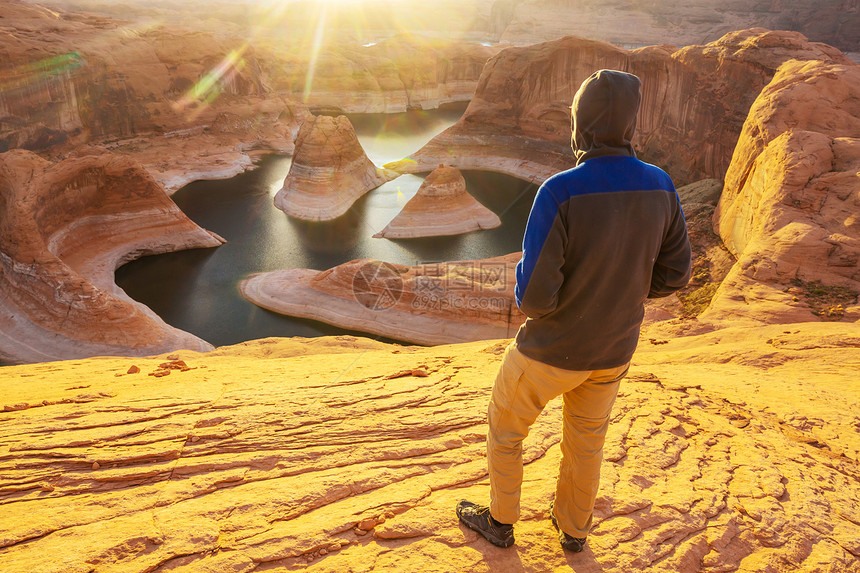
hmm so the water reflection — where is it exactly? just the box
[115,107,538,347]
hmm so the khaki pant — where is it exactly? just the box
[488,342,628,537]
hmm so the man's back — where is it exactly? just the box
[514,154,691,371]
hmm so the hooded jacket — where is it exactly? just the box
[514,69,691,370]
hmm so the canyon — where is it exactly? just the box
[0,1,859,571]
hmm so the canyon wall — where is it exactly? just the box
[391,29,851,186]
[0,148,223,363]
[0,1,497,158]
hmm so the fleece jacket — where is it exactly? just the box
[513,69,692,371]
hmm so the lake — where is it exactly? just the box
[115,105,538,347]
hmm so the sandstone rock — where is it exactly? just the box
[389,30,850,186]
[274,115,397,221]
[0,324,858,571]
[240,254,525,345]
[374,165,500,239]
[0,148,224,364]
[709,59,860,325]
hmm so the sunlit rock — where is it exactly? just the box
[389,30,850,186]
[708,59,860,325]
[274,115,397,222]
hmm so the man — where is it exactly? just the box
[456,69,692,552]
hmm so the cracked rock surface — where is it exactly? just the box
[1,324,858,572]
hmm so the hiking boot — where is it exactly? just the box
[456,500,515,548]
[549,500,587,552]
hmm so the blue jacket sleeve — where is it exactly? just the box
[515,183,567,318]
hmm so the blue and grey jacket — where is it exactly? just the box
[514,70,691,371]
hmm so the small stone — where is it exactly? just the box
[357,517,378,530]
[127,365,140,374]
[191,436,200,442]
[166,354,179,360]
[328,543,341,551]
[354,528,368,536]
[319,548,327,555]
[40,483,55,492]
[92,462,100,470]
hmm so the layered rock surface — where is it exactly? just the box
[374,165,501,239]
[0,148,223,364]
[1,324,858,572]
[274,115,396,221]
[389,30,850,186]
[240,254,524,345]
[707,58,860,326]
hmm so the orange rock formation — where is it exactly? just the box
[240,254,524,345]
[707,59,860,325]
[374,165,501,239]
[0,148,223,364]
[389,30,850,186]
[274,115,396,221]
[0,323,858,571]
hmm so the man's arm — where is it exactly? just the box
[515,184,567,318]
[648,202,692,298]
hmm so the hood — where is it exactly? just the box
[571,69,642,165]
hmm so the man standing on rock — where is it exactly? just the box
[456,69,691,552]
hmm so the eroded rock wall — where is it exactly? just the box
[392,30,850,186]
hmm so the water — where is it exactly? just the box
[115,106,538,347]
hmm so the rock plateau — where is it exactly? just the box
[0,148,223,364]
[0,324,858,572]
[374,165,501,239]
[274,115,396,222]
